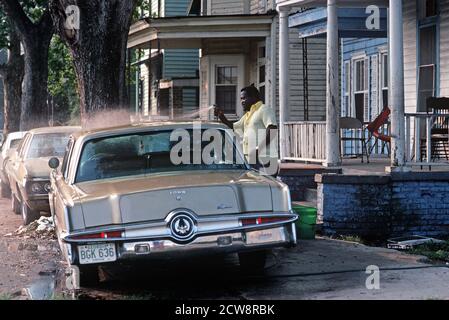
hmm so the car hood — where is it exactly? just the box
[74,170,285,228]
[24,157,53,179]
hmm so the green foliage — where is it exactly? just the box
[48,36,79,124]
[0,10,11,50]
[133,0,151,22]
[21,0,48,23]
[408,241,449,262]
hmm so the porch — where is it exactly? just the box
[278,0,449,174]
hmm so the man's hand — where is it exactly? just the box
[214,105,233,129]
[214,105,224,118]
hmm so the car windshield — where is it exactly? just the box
[26,133,71,159]
[75,129,247,183]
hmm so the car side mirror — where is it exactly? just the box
[48,157,60,169]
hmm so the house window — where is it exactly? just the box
[418,25,437,112]
[380,52,388,108]
[353,58,369,122]
[419,0,438,20]
[215,66,238,114]
[138,78,144,113]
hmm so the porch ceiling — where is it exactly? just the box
[128,14,274,50]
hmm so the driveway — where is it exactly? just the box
[0,192,448,300]
[74,238,449,300]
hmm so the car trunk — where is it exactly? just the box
[75,170,274,228]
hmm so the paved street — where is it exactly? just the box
[1,195,449,300]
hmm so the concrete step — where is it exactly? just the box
[304,188,318,203]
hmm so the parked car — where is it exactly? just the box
[8,126,81,225]
[48,122,297,286]
[0,131,27,198]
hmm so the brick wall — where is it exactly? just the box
[317,173,449,240]
[278,167,341,201]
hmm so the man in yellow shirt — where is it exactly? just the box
[214,85,278,169]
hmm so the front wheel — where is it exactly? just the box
[11,194,20,215]
[238,250,267,274]
[1,181,11,198]
[21,202,40,225]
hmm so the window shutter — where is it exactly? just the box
[371,55,378,121]
[350,60,355,118]
[364,57,370,122]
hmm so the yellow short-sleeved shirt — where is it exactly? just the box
[233,102,278,159]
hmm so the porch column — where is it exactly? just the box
[325,0,341,167]
[279,7,290,160]
[389,0,406,168]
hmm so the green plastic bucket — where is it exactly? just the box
[292,205,317,240]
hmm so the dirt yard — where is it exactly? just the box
[0,196,61,299]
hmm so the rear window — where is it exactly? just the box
[26,133,71,159]
[75,129,246,183]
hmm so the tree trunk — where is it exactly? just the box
[20,33,52,130]
[0,28,23,135]
[0,1,54,131]
[51,0,137,127]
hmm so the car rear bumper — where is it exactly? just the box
[26,196,50,212]
[65,223,297,266]
[119,224,297,260]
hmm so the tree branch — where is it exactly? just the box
[0,0,33,36]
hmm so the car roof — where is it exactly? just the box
[28,126,82,135]
[6,131,27,140]
[72,121,228,140]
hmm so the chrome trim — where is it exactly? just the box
[62,212,298,244]
[72,226,295,263]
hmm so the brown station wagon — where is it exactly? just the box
[8,126,81,224]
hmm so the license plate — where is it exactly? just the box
[78,243,117,265]
[246,227,286,245]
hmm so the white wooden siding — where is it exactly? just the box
[209,0,245,15]
[403,0,417,113]
[439,0,449,97]
[272,18,327,122]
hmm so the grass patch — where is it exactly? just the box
[407,241,449,262]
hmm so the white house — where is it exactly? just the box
[128,0,328,123]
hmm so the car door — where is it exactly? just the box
[9,133,31,196]
[50,138,75,232]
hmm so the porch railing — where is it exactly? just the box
[283,121,326,163]
[405,112,449,166]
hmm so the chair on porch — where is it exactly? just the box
[420,97,449,161]
[365,106,391,157]
[339,117,370,163]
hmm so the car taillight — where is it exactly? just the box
[72,231,123,240]
[240,216,290,226]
